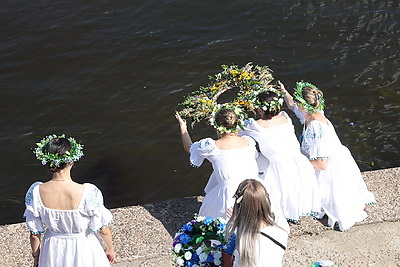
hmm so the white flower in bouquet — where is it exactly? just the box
[196,246,203,255]
[199,252,208,263]
[196,216,205,222]
[174,243,182,253]
[214,257,222,266]
[184,251,192,260]
[213,251,222,265]
[176,257,185,266]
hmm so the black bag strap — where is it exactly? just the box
[260,232,286,250]
[248,136,261,153]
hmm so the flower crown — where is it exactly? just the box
[293,81,325,114]
[208,103,246,134]
[177,63,274,127]
[241,87,285,113]
[34,134,84,167]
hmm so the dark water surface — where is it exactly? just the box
[0,0,399,224]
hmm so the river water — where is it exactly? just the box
[0,0,399,224]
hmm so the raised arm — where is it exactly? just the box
[277,81,295,111]
[175,113,193,153]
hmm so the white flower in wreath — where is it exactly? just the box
[214,257,222,266]
[184,251,192,260]
[199,252,208,263]
[174,243,182,253]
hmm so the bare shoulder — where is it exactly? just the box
[40,180,84,193]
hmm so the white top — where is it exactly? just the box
[232,211,290,267]
[24,182,113,267]
[190,136,259,219]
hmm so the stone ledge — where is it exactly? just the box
[1,167,399,267]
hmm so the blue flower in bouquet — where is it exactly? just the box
[206,253,214,263]
[172,214,227,267]
[179,233,191,245]
[204,217,213,226]
[182,222,194,232]
[192,253,200,262]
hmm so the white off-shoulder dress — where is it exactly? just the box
[240,112,322,222]
[24,182,113,267]
[294,105,377,231]
[190,136,259,220]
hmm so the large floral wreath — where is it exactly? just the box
[177,63,275,127]
[172,215,227,267]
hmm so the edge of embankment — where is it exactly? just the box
[1,167,399,267]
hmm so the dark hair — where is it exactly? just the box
[256,91,282,120]
[44,138,71,172]
[214,108,239,130]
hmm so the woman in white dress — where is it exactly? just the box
[223,179,289,267]
[240,86,321,223]
[175,108,259,220]
[24,135,115,267]
[278,81,376,231]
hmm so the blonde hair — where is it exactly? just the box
[226,179,276,267]
[302,86,324,109]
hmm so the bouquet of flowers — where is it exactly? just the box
[172,215,227,267]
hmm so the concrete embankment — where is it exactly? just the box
[1,167,399,267]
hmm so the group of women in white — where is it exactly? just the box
[175,80,376,266]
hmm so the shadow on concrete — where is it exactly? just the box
[141,197,203,237]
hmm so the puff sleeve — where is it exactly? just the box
[302,121,332,160]
[189,138,217,167]
[23,182,45,234]
[83,184,113,232]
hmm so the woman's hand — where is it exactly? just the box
[175,112,192,153]
[277,81,287,92]
[33,257,39,267]
[310,158,328,170]
[175,112,188,134]
[277,80,295,110]
[105,247,116,264]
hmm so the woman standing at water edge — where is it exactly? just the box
[24,135,115,266]
[278,81,376,231]
[239,87,321,223]
[175,107,259,220]
[223,179,289,267]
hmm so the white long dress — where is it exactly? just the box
[24,182,113,267]
[240,112,322,222]
[295,105,377,231]
[190,136,259,220]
